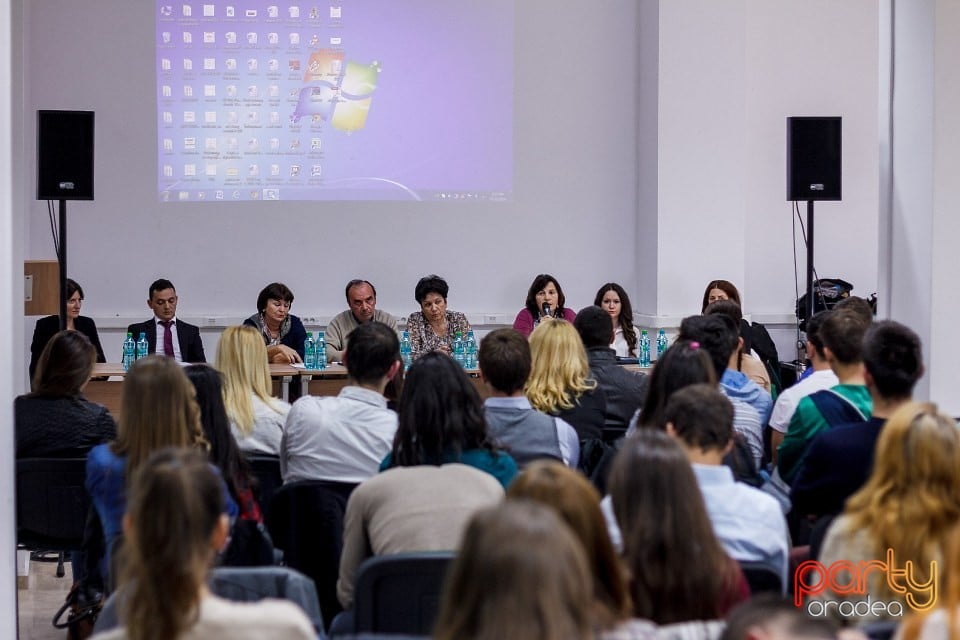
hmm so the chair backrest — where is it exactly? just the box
[265,479,358,630]
[738,560,784,595]
[16,457,90,549]
[353,552,455,635]
[210,566,325,636]
[245,454,282,520]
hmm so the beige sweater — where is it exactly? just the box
[336,463,504,608]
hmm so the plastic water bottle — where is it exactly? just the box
[453,331,465,368]
[465,330,478,369]
[639,330,651,367]
[400,331,413,370]
[136,332,149,361]
[122,332,135,371]
[656,329,668,361]
[304,332,316,369]
[316,331,327,370]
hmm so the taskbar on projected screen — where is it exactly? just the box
[159,188,512,202]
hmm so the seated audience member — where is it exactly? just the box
[832,295,876,324]
[379,352,517,487]
[776,310,872,485]
[526,319,607,441]
[507,462,654,639]
[609,430,749,625]
[17,330,116,458]
[433,501,599,640]
[216,326,291,455]
[127,278,206,363]
[86,356,238,560]
[29,278,106,382]
[324,279,398,363]
[281,321,401,484]
[185,365,262,523]
[243,282,305,364]
[813,402,959,625]
[629,340,717,432]
[338,353,509,609]
[720,595,842,640]
[405,274,471,360]
[768,311,837,464]
[678,315,764,467]
[479,328,579,468]
[513,273,577,338]
[704,300,772,393]
[703,301,773,421]
[574,305,649,430]
[900,525,960,640]
[791,320,924,521]
[664,384,789,586]
[96,448,314,640]
[794,296,874,384]
[594,282,639,357]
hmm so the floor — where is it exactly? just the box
[17,554,75,640]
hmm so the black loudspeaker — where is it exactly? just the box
[37,110,95,200]
[787,116,841,201]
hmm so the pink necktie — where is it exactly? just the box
[160,320,175,357]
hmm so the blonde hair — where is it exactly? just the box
[112,356,206,478]
[843,401,960,604]
[215,325,280,436]
[120,448,224,640]
[903,524,960,640]
[525,319,596,412]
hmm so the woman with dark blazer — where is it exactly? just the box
[28,278,106,383]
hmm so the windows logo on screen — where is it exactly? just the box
[292,49,380,132]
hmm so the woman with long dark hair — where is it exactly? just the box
[595,282,638,358]
[17,330,116,458]
[609,430,748,624]
[513,274,577,338]
[381,352,517,487]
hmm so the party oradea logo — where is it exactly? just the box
[794,549,938,618]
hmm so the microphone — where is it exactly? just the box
[542,303,551,318]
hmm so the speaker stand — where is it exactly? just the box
[57,199,68,330]
[804,200,816,325]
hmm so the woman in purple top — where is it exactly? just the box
[512,274,576,338]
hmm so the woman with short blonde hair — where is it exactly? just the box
[215,325,290,455]
[526,319,604,440]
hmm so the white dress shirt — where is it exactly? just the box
[280,386,398,484]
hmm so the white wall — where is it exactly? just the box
[648,0,879,323]
[4,0,22,632]
[19,0,883,386]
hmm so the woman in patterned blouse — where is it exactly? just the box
[405,275,472,360]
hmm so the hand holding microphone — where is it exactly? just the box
[541,302,553,321]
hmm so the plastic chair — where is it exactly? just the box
[245,454,282,521]
[352,552,455,635]
[738,559,784,595]
[266,479,358,630]
[16,457,90,577]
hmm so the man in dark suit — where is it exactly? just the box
[126,278,206,363]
